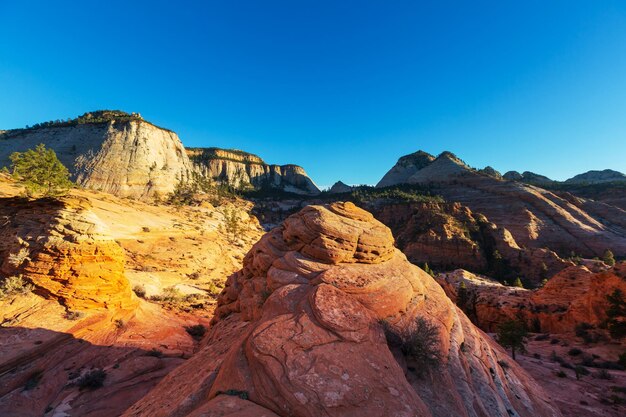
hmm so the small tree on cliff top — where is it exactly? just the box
[10,143,72,197]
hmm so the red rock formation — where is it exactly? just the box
[438,263,626,334]
[368,201,569,283]
[126,202,560,417]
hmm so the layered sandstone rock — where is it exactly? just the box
[125,202,560,417]
[438,263,626,334]
[0,118,194,199]
[377,151,626,257]
[0,196,136,310]
[187,147,320,195]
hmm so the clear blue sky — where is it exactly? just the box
[1,1,625,188]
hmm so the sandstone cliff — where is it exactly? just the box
[125,202,560,417]
[377,151,626,258]
[0,117,194,199]
[187,147,320,195]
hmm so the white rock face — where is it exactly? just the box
[0,120,193,199]
[188,148,320,195]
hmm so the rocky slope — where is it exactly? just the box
[0,175,263,416]
[125,202,560,417]
[377,151,626,258]
[437,263,626,334]
[187,147,320,195]
[0,114,194,199]
[369,201,570,284]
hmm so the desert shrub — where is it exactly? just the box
[568,348,583,356]
[185,324,207,340]
[132,285,146,298]
[145,348,163,358]
[550,338,560,345]
[382,317,442,376]
[23,371,43,391]
[619,351,626,368]
[603,249,616,267]
[595,369,612,380]
[7,247,30,267]
[222,208,243,243]
[575,366,590,379]
[9,144,73,197]
[575,322,597,343]
[611,386,626,394]
[65,310,84,320]
[216,389,249,400]
[77,369,107,389]
[151,286,183,304]
[556,370,567,378]
[0,275,34,300]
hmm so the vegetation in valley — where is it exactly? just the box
[496,319,528,359]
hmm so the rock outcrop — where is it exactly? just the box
[0,115,194,199]
[188,147,320,195]
[376,150,435,188]
[565,169,626,184]
[0,196,136,310]
[438,263,626,334]
[125,202,560,417]
[368,201,570,283]
[328,180,353,194]
[503,171,554,185]
[377,151,626,258]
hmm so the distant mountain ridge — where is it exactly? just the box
[376,149,626,258]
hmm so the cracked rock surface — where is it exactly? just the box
[125,202,561,417]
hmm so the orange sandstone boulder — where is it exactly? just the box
[125,202,560,417]
[0,196,136,310]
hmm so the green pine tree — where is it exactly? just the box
[496,319,528,359]
[10,144,73,197]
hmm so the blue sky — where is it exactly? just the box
[1,1,625,188]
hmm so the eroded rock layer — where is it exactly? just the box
[0,196,136,310]
[125,202,560,417]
